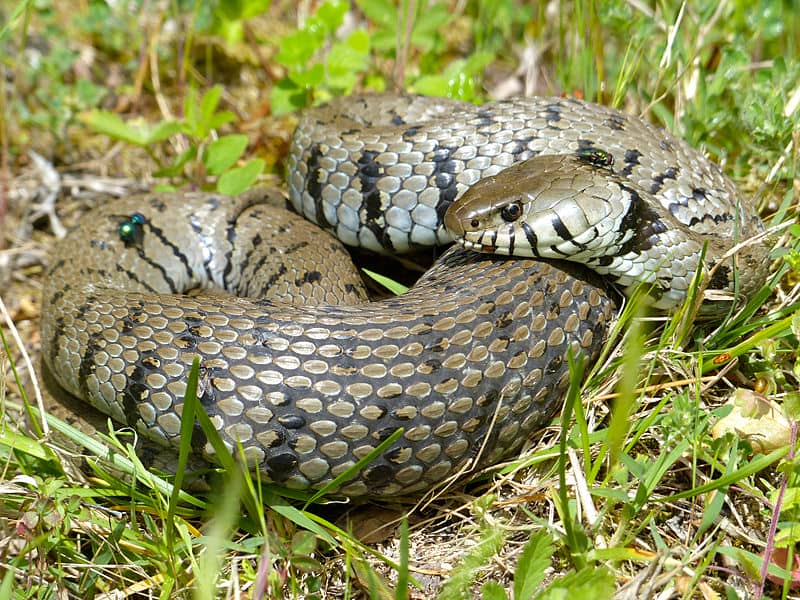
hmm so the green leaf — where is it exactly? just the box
[410,74,451,98]
[147,119,184,144]
[0,427,51,460]
[480,581,508,600]
[410,2,451,51]
[286,555,324,572]
[276,29,322,68]
[215,0,271,21]
[205,110,237,131]
[325,30,370,90]
[353,0,395,28]
[371,29,398,52]
[203,134,249,176]
[183,87,199,136]
[79,110,155,146]
[536,567,614,600]
[200,86,223,125]
[242,0,271,19]
[316,0,348,33]
[514,531,553,600]
[397,518,410,600]
[75,79,107,107]
[270,79,310,116]
[154,146,197,178]
[346,28,370,54]
[290,63,325,88]
[362,269,409,295]
[263,489,337,546]
[0,0,30,42]
[215,18,244,45]
[217,159,265,195]
[290,530,317,556]
[438,528,506,600]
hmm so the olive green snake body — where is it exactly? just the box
[41,95,769,497]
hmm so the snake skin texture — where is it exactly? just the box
[41,95,769,497]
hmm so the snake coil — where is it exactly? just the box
[41,95,769,496]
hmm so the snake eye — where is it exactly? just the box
[470,218,480,228]
[500,202,522,223]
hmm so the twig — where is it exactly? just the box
[0,294,48,435]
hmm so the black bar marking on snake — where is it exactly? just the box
[235,232,264,290]
[708,262,733,290]
[495,311,513,328]
[431,145,460,206]
[266,453,298,479]
[621,149,642,177]
[543,103,563,123]
[520,222,540,256]
[370,220,393,251]
[509,136,536,160]
[546,355,563,374]
[112,264,161,294]
[615,185,667,255]
[363,463,394,484]
[219,216,239,287]
[304,143,330,229]
[75,301,100,392]
[147,196,167,211]
[297,271,322,285]
[284,241,310,254]
[242,235,302,293]
[132,221,190,293]
[507,227,516,256]
[356,150,389,247]
[49,314,67,371]
[649,166,680,194]
[259,262,289,295]
[551,214,572,241]
[435,196,452,229]
[278,415,306,429]
[46,285,68,364]
[402,125,422,139]
[603,114,626,131]
[385,447,410,462]
[596,255,614,267]
[265,430,285,448]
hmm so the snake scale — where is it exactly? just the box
[41,94,770,497]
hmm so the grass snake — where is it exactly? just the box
[41,95,770,497]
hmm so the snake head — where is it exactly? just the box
[444,153,636,260]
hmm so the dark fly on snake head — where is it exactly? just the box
[118,212,146,248]
[576,148,615,168]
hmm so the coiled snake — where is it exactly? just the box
[41,95,769,497]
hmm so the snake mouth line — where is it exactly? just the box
[456,238,498,254]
